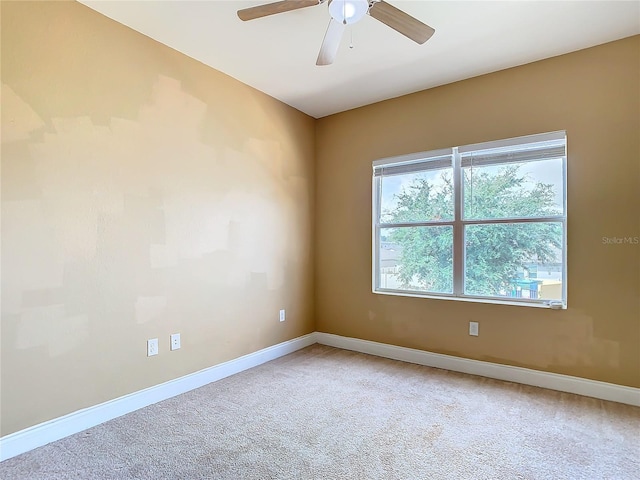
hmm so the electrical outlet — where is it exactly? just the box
[170,333,181,351]
[279,309,286,322]
[147,338,159,356]
[469,321,479,336]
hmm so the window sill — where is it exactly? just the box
[373,289,566,309]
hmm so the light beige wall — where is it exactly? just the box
[316,36,640,388]
[1,1,315,435]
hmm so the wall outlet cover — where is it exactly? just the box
[469,322,479,336]
[170,333,181,351]
[147,338,159,356]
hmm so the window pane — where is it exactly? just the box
[463,158,564,220]
[379,226,453,294]
[464,223,564,300]
[380,168,454,223]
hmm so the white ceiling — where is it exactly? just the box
[80,1,639,118]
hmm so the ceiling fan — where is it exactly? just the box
[237,0,435,66]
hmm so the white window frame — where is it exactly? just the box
[372,131,567,309]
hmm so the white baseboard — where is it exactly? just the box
[315,332,640,407]
[3,331,638,462]
[0,333,317,462]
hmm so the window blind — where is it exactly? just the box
[460,131,566,168]
[372,131,566,176]
[373,148,453,177]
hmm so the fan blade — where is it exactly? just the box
[238,0,321,21]
[368,0,435,44]
[316,19,345,66]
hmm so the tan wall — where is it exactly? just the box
[1,1,315,436]
[316,36,640,388]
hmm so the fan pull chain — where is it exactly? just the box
[349,28,354,49]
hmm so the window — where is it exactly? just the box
[372,131,567,308]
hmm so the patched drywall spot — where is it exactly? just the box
[139,75,207,138]
[1,84,45,143]
[1,142,42,201]
[391,313,428,342]
[163,192,229,259]
[15,305,66,350]
[92,188,125,215]
[593,339,620,369]
[21,287,65,308]
[2,199,65,314]
[48,314,89,357]
[224,191,287,291]
[551,313,594,366]
[149,244,178,269]
[135,296,167,324]
[551,311,620,368]
[244,137,284,173]
[14,305,89,358]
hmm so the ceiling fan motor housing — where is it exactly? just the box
[328,0,369,25]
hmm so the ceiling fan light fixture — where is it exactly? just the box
[329,0,369,25]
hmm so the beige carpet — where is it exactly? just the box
[1,344,638,479]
